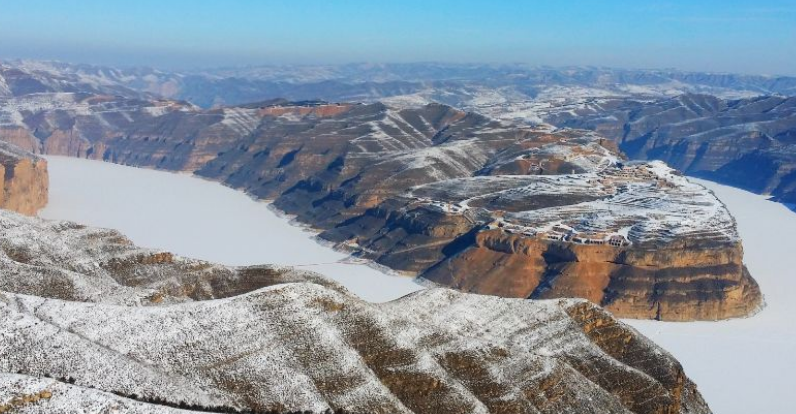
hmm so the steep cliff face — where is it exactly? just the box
[0,93,762,320]
[0,209,712,414]
[422,230,760,321]
[0,141,47,215]
[322,158,761,321]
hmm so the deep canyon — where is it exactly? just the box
[38,155,796,414]
[0,95,762,321]
[0,150,713,414]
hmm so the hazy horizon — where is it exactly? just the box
[1,0,794,76]
[3,55,796,79]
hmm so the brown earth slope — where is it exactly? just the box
[0,94,761,320]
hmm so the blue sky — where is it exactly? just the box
[0,0,794,75]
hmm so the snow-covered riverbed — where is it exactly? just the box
[40,156,424,302]
[40,157,794,414]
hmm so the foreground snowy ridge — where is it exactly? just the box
[0,209,346,306]
[0,209,711,414]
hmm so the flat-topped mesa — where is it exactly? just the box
[0,93,762,320]
[0,141,47,215]
[247,100,358,118]
[416,161,761,321]
[0,210,711,414]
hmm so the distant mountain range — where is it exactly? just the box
[4,60,796,108]
[2,59,795,208]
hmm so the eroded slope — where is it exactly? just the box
[0,93,761,320]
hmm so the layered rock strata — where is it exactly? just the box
[0,141,47,215]
[0,95,762,320]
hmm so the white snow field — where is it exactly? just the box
[628,179,796,414]
[40,156,424,303]
[39,156,795,414]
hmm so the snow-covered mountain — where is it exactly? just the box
[3,58,787,413]
[0,60,151,99]
[0,207,711,414]
[4,60,794,109]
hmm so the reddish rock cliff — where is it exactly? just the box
[422,229,761,321]
[0,142,47,216]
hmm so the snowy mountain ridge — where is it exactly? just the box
[0,207,711,414]
[3,59,794,109]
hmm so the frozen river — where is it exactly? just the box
[626,178,796,414]
[40,156,424,302]
[40,156,795,414]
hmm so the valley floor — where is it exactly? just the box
[40,157,794,414]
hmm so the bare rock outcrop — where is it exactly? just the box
[422,230,761,321]
[0,141,47,215]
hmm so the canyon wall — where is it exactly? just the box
[422,230,760,321]
[0,94,763,320]
[0,141,47,215]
